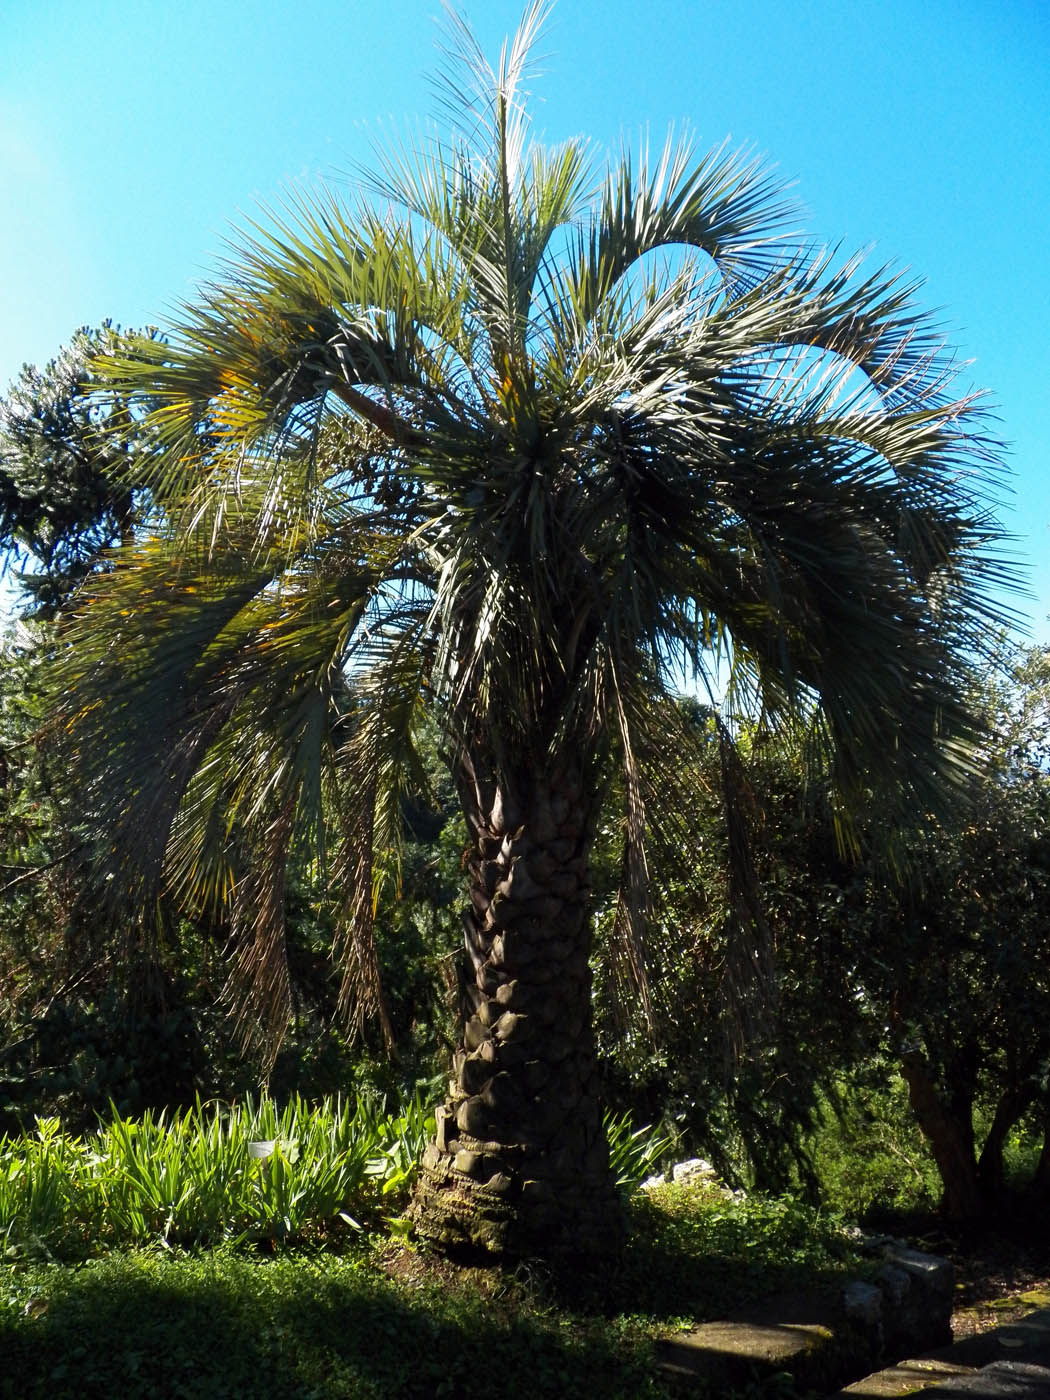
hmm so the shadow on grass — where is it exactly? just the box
[542,1191,863,1324]
[0,1248,671,1400]
[1,1190,869,1400]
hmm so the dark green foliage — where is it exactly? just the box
[0,323,158,616]
[0,9,1033,1243]
[862,646,1050,1217]
[592,648,1050,1221]
[48,2,1013,1101]
[0,1182,865,1400]
[0,626,458,1127]
[0,1248,666,1400]
[806,1069,944,1218]
[1,988,204,1137]
[611,1183,860,1322]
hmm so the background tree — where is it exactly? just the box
[48,2,1016,1262]
[0,323,158,617]
[619,645,1050,1224]
[872,645,1050,1220]
[0,602,468,1132]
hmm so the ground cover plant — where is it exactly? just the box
[0,1093,433,1258]
[0,1097,667,1261]
[0,1179,864,1400]
[0,1098,869,1397]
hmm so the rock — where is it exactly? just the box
[877,1264,911,1308]
[657,1312,835,1391]
[880,1243,954,1352]
[842,1279,884,1330]
[911,1360,1050,1396]
[672,1158,719,1185]
[657,1241,958,1397]
[868,1243,954,1357]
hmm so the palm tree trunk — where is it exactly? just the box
[411,759,625,1262]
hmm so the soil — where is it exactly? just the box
[377,1213,1050,1345]
[897,1223,1050,1342]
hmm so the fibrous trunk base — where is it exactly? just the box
[409,760,626,1263]
[413,1150,625,1262]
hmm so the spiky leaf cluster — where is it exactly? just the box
[52,1,1017,1057]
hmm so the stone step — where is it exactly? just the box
[832,1360,1050,1398]
[826,1308,1050,1398]
[829,1357,977,1396]
[917,1361,1050,1397]
[655,1290,848,1394]
[655,1241,955,1395]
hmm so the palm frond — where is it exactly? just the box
[51,2,1020,1068]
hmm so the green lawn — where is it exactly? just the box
[0,1186,864,1400]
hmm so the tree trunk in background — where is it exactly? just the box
[411,761,625,1262]
[899,1048,985,1223]
[1031,1098,1050,1201]
[977,1083,1036,1206]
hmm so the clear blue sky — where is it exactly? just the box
[2,0,1047,639]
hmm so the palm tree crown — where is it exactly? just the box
[55,2,1015,1258]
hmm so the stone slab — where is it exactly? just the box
[918,1361,1050,1397]
[657,1318,831,1378]
[655,1286,864,1393]
[830,1357,976,1397]
[923,1309,1050,1372]
[827,1308,1050,1398]
[653,1249,958,1394]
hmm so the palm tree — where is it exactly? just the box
[55,2,1015,1261]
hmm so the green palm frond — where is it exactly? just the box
[52,1,1020,1058]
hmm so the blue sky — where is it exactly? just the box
[2,0,1047,638]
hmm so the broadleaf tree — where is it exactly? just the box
[0,323,158,616]
[50,2,1018,1260]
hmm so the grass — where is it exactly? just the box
[0,1099,868,1397]
[0,1245,662,1400]
[0,1185,866,1400]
